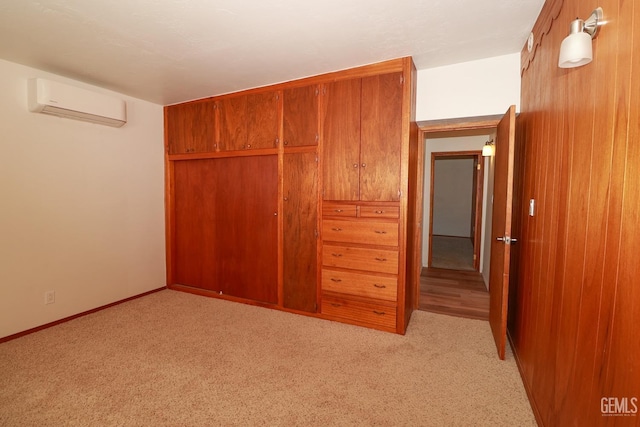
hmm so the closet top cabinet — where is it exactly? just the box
[166,100,216,154]
[322,72,403,202]
[218,91,280,151]
[283,84,319,147]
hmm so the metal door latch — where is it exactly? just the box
[496,236,518,245]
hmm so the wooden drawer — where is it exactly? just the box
[323,245,398,274]
[322,294,396,330]
[322,269,397,301]
[359,206,400,219]
[322,203,357,217]
[322,219,398,246]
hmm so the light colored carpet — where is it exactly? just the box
[431,236,475,271]
[0,290,535,426]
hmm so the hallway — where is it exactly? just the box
[419,268,489,321]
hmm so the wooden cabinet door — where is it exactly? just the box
[247,91,279,149]
[166,101,216,154]
[283,85,319,147]
[212,155,278,304]
[322,78,361,201]
[217,95,248,151]
[172,156,278,304]
[283,152,318,312]
[173,159,218,290]
[360,72,403,201]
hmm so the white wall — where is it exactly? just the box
[0,59,166,338]
[416,53,521,121]
[432,158,474,237]
[422,136,491,270]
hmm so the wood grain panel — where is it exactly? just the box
[601,0,640,417]
[359,206,400,219]
[217,94,248,151]
[172,160,218,289]
[247,91,279,149]
[283,152,318,312]
[322,245,398,274]
[172,157,279,299]
[283,85,319,147]
[212,156,278,303]
[512,0,640,424]
[322,219,398,247]
[166,101,216,154]
[321,268,397,301]
[322,78,361,201]
[322,203,357,217]
[321,293,396,330]
[360,72,403,201]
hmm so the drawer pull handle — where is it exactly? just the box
[374,210,385,214]
[331,227,343,232]
[373,310,386,316]
[334,209,343,213]
[331,303,341,308]
[330,278,342,282]
[373,284,386,289]
[332,253,343,257]
[374,257,387,262]
[374,230,387,234]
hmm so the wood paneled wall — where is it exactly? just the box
[513,0,640,425]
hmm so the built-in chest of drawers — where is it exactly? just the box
[320,202,400,332]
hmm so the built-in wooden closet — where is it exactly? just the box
[164,57,417,334]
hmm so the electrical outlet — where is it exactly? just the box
[44,291,55,305]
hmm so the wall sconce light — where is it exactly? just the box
[482,139,494,157]
[558,7,604,68]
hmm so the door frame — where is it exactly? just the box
[428,151,484,271]
[411,114,503,308]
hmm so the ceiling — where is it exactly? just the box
[0,0,544,106]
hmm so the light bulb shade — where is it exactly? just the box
[558,30,593,68]
[482,143,493,157]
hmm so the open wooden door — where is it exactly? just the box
[489,105,516,360]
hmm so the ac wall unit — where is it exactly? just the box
[28,78,127,128]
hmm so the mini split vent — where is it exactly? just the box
[27,78,127,128]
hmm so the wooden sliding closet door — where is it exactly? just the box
[173,156,278,304]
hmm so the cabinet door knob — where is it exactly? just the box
[334,209,343,213]
[353,164,358,168]
[361,163,366,168]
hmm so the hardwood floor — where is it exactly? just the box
[419,268,489,321]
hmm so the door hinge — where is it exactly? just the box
[400,75,404,85]
[477,163,481,170]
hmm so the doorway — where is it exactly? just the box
[408,108,518,359]
[428,152,484,272]
[409,117,500,321]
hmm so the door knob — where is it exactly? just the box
[496,236,518,244]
